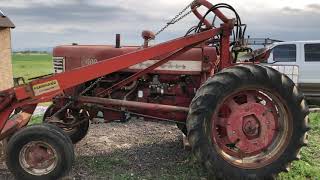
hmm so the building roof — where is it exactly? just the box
[0,10,15,28]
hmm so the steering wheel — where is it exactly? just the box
[191,0,229,29]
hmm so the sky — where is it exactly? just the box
[0,0,320,50]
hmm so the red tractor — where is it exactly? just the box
[0,0,309,179]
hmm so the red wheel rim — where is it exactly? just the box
[19,141,58,176]
[211,89,292,169]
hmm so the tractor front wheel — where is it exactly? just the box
[187,64,309,179]
[5,124,74,180]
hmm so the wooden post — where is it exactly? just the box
[0,13,15,91]
[0,27,14,91]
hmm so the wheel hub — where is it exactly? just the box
[19,141,58,176]
[26,145,53,168]
[242,115,260,139]
[213,90,281,159]
[226,103,276,154]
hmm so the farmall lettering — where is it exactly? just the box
[81,57,98,66]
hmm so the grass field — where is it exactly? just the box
[11,53,320,179]
[12,53,53,81]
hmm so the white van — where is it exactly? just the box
[266,40,320,104]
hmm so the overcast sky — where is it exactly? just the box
[1,0,320,50]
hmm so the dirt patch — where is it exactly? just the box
[0,119,207,179]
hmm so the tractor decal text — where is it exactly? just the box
[128,60,202,72]
[32,80,60,96]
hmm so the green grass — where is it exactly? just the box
[12,53,53,81]
[29,115,43,125]
[78,156,133,179]
[279,113,320,180]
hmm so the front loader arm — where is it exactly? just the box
[31,28,222,95]
[0,27,227,134]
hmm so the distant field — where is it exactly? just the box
[12,53,53,81]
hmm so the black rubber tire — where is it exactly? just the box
[187,64,310,179]
[5,124,74,180]
[177,123,188,135]
[43,104,90,144]
[42,123,74,151]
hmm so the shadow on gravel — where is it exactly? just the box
[71,139,208,180]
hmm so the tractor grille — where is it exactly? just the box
[53,57,65,73]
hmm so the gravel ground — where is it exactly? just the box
[0,119,207,180]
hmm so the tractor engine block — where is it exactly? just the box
[52,44,217,122]
[88,73,200,122]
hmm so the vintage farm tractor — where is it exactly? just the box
[0,0,309,179]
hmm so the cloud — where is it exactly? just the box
[307,4,320,11]
[281,3,320,14]
[282,7,303,14]
[0,0,79,8]
[245,3,320,41]
[1,0,320,49]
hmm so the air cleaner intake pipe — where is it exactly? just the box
[115,34,121,48]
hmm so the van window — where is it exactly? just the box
[305,44,320,62]
[272,44,296,62]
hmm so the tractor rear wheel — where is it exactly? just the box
[43,104,90,144]
[187,64,309,179]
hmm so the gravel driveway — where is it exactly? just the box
[0,119,208,180]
